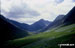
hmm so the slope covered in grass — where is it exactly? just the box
[22,33,75,48]
[5,24,75,48]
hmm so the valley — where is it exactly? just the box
[0,6,75,48]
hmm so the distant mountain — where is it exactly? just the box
[40,6,75,32]
[54,15,65,21]
[40,15,65,32]
[27,19,51,32]
[0,14,28,42]
[7,19,29,30]
[7,19,51,32]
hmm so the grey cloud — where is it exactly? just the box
[55,0,64,4]
[7,3,40,18]
[1,9,8,14]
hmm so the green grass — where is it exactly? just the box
[5,24,75,48]
[22,33,75,48]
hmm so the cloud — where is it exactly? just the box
[1,0,75,24]
[55,0,64,4]
[6,3,40,18]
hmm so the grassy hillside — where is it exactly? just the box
[22,33,75,48]
[5,24,75,48]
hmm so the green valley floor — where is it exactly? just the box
[5,24,75,48]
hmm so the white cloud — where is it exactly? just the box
[1,0,75,24]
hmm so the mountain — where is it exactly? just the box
[0,14,28,42]
[27,19,51,32]
[7,19,29,30]
[54,15,65,21]
[40,15,65,32]
[40,6,75,32]
[3,6,75,48]
[7,19,51,32]
[64,6,75,25]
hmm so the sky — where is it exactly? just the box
[1,0,75,24]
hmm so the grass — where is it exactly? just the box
[5,24,75,48]
[22,33,75,48]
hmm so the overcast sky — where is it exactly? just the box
[1,0,75,24]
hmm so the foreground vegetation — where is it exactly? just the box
[5,24,75,48]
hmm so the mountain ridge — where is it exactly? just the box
[0,14,29,42]
[6,18,51,32]
[40,6,75,32]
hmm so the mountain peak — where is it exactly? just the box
[54,15,65,21]
[39,19,45,21]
